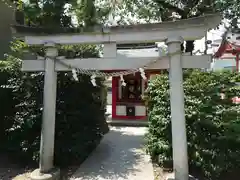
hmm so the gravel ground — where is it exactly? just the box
[1,126,154,180]
[70,126,154,180]
[0,154,33,180]
[0,164,77,180]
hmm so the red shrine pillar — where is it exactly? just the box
[111,77,117,119]
[236,53,239,72]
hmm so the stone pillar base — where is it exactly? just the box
[166,174,198,180]
[30,168,60,180]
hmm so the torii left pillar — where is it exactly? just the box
[30,43,60,180]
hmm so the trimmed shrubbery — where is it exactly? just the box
[144,69,240,179]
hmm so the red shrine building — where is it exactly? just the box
[110,43,161,120]
[213,29,240,103]
[111,73,146,120]
[213,30,240,71]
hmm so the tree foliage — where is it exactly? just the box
[110,0,239,25]
[215,0,240,27]
[101,0,239,53]
[0,0,109,166]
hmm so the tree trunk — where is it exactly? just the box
[0,0,14,60]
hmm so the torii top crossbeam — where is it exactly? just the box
[12,14,221,45]
[13,13,222,72]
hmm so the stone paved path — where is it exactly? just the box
[70,127,154,180]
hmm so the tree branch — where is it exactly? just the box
[153,0,185,16]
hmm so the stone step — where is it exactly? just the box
[107,118,148,127]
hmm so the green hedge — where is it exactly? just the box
[0,59,109,167]
[144,70,240,180]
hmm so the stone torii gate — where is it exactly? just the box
[12,14,221,180]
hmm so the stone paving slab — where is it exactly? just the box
[70,127,154,180]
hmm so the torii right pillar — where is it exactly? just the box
[166,36,189,180]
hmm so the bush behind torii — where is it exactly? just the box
[144,69,240,180]
[0,40,109,167]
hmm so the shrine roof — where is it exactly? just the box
[214,30,240,58]
[11,13,220,36]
